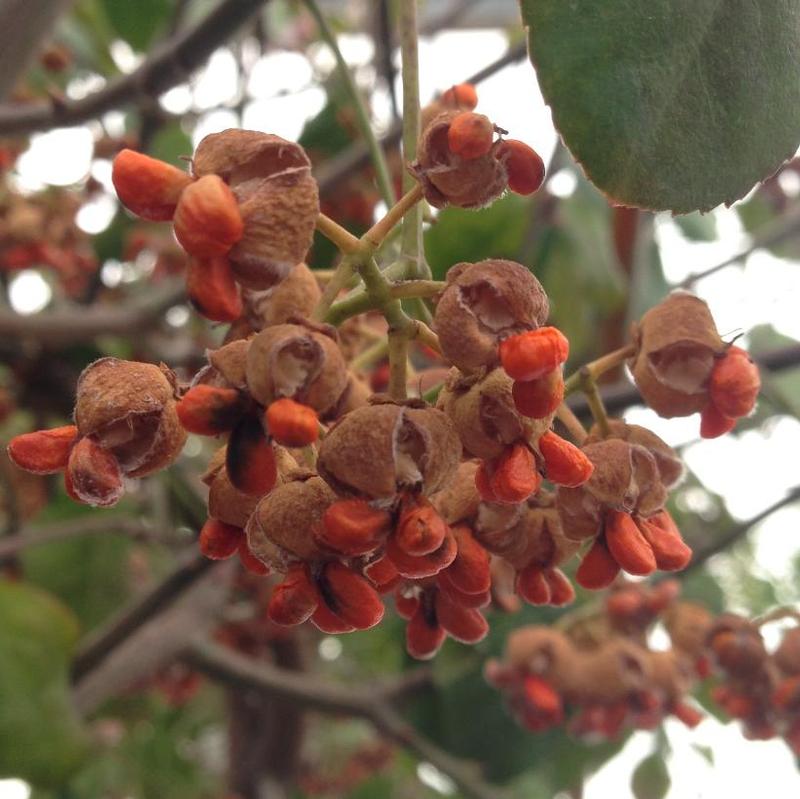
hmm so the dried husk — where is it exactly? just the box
[504,626,581,691]
[329,372,371,417]
[433,259,549,372]
[207,338,250,389]
[192,130,319,290]
[587,420,683,489]
[437,368,551,459]
[74,357,186,475]
[556,438,666,541]
[245,323,348,416]
[317,402,461,501]
[432,460,483,525]
[571,639,652,704]
[410,111,508,209]
[647,649,694,703]
[663,601,714,657]
[243,262,321,329]
[630,292,724,417]
[246,473,335,570]
[774,627,800,676]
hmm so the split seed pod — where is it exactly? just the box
[246,473,336,572]
[410,110,508,209]
[556,438,667,541]
[74,357,186,477]
[433,259,549,372]
[192,130,320,289]
[318,401,461,502]
[246,323,348,417]
[202,446,260,529]
[629,292,724,417]
[437,368,552,460]
[243,263,321,329]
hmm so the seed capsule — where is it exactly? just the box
[67,437,124,507]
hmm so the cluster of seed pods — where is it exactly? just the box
[485,581,705,739]
[486,580,800,756]
[5,87,764,668]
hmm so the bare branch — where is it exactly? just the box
[0,0,270,135]
[188,640,507,799]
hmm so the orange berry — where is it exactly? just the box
[672,702,703,728]
[435,591,489,644]
[311,602,356,634]
[538,431,594,487]
[198,518,242,559]
[709,345,760,418]
[499,327,569,382]
[576,537,620,590]
[173,174,244,257]
[543,568,575,606]
[436,570,491,608]
[8,425,77,474]
[265,398,319,447]
[385,527,457,578]
[441,83,478,110]
[112,149,192,221]
[267,563,319,625]
[394,589,420,620]
[238,538,271,575]
[225,414,277,496]
[316,499,391,556]
[636,511,692,572]
[406,601,446,660]
[447,112,494,159]
[699,401,736,439]
[516,565,551,605]
[604,510,656,576]
[363,556,400,593]
[395,496,448,556]
[319,562,384,630]
[186,256,242,322]
[512,371,564,418]
[523,675,563,719]
[177,385,246,436]
[442,525,491,595]
[476,442,541,504]
[496,139,545,195]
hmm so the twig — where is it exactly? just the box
[677,203,800,289]
[0,279,185,343]
[303,0,395,208]
[188,640,507,799]
[682,487,800,576]
[555,403,588,445]
[316,213,361,253]
[0,515,151,560]
[754,606,800,628]
[0,0,270,135]
[71,551,216,683]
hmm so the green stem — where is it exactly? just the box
[579,368,610,437]
[351,338,389,371]
[304,0,395,208]
[564,344,636,395]
[312,254,357,322]
[398,0,427,279]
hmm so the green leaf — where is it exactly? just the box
[0,581,88,787]
[631,753,671,799]
[520,1,800,213]
[101,0,170,51]
[674,212,718,242]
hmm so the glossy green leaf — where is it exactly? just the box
[0,581,88,787]
[631,753,670,799]
[101,0,170,51]
[520,1,800,212]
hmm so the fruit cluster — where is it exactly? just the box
[486,581,800,756]
[7,84,762,668]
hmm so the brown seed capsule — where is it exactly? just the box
[556,438,666,542]
[247,474,335,571]
[204,447,260,529]
[775,627,800,676]
[576,639,652,704]
[663,601,715,659]
[246,323,348,417]
[67,437,124,507]
[317,402,461,501]
[433,259,549,372]
[503,626,579,692]
[192,130,320,290]
[437,368,551,460]
[629,292,724,417]
[74,358,186,477]
[410,110,508,209]
[207,339,250,390]
[243,263,322,330]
